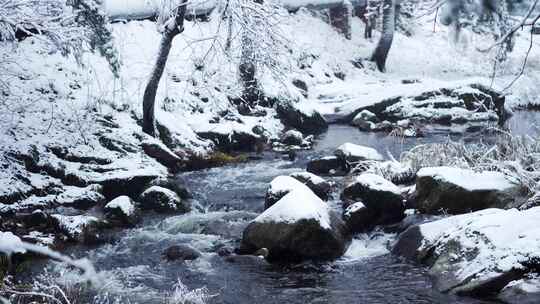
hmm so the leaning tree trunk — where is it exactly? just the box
[371,0,395,72]
[238,0,264,108]
[142,1,187,136]
[329,0,353,39]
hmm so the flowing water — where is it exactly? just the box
[25,112,539,304]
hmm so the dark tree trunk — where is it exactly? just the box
[371,0,395,72]
[330,1,353,39]
[238,0,264,107]
[142,1,187,136]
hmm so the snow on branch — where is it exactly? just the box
[0,0,120,76]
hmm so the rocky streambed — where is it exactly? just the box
[7,111,539,304]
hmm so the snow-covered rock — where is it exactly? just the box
[341,173,405,225]
[139,186,190,213]
[95,169,163,200]
[55,185,106,209]
[280,129,304,146]
[264,176,307,210]
[241,187,349,261]
[50,214,106,244]
[275,100,328,135]
[197,126,264,152]
[342,84,507,126]
[104,196,140,227]
[307,156,346,176]
[334,143,384,163]
[289,171,333,200]
[415,167,523,214]
[351,110,379,131]
[343,202,375,233]
[393,207,540,297]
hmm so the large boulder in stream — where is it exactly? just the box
[264,176,306,210]
[393,207,540,297]
[241,185,349,261]
[289,172,333,200]
[275,100,328,135]
[139,186,190,213]
[414,167,524,214]
[341,173,405,225]
[334,143,384,163]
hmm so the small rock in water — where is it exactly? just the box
[343,202,376,233]
[163,244,201,261]
[280,129,304,146]
[216,245,234,257]
[104,196,140,227]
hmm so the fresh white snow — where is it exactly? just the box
[255,186,331,229]
[350,173,401,194]
[268,175,308,196]
[105,196,136,216]
[335,143,384,161]
[417,166,518,191]
[0,231,27,255]
[417,207,540,283]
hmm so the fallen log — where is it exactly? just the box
[104,0,367,22]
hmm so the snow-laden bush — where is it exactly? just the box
[400,130,540,193]
[0,0,120,75]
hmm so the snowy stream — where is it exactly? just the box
[25,112,539,304]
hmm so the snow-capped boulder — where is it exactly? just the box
[343,202,376,233]
[393,207,540,297]
[149,176,192,200]
[241,187,349,261]
[341,174,405,225]
[96,170,162,199]
[415,167,523,214]
[351,110,379,131]
[289,171,333,200]
[104,196,140,227]
[163,244,201,261]
[139,186,190,213]
[51,214,106,244]
[276,100,328,134]
[264,176,307,210]
[334,143,384,163]
[55,185,106,209]
[307,156,346,176]
[280,130,304,146]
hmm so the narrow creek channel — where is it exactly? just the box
[26,112,539,304]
